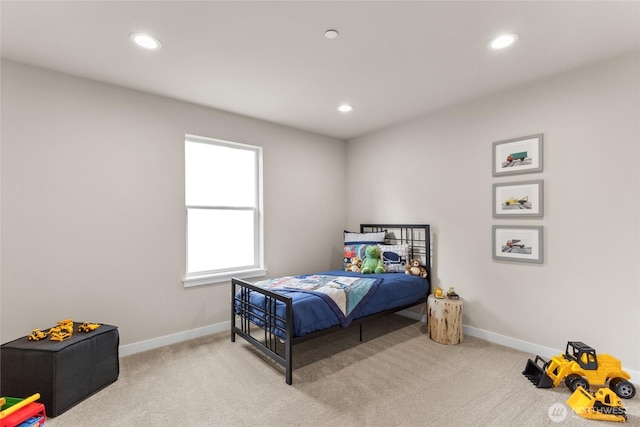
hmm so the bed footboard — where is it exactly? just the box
[231,278,294,384]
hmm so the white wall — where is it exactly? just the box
[2,52,638,376]
[0,60,347,345]
[346,52,640,372]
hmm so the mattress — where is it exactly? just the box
[241,270,429,338]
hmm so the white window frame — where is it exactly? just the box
[183,134,266,287]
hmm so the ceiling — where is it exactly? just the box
[2,1,639,140]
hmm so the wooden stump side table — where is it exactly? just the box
[427,294,463,345]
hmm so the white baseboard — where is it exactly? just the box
[118,321,230,357]
[463,324,640,386]
[118,318,639,386]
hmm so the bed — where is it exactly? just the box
[230,224,431,384]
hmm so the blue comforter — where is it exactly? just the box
[240,270,429,338]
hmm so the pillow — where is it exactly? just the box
[343,243,376,269]
[378,244,409,273]
[343,230,386,244]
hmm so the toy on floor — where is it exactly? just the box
[523,341,636,399]
[78,322,101,333]
[0,393,47,427]
[566,386,627,423]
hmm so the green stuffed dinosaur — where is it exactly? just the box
[361,245,385,274]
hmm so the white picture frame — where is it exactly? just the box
[493,180,544,218]
[492,134,543,176]
[492,225,543,264]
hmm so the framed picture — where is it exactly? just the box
[492,225,543,263]
[493,180,544,218]
[492,134,543,176]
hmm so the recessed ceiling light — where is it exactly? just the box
[338,104,354,113]
[324,29,339,40]
[488,33,519,50]
[130,33,162,50]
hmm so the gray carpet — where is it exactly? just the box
[46,316,638,426]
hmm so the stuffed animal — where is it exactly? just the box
[345,256,362,273]
[405,259,428,278]
[361,245,385,274]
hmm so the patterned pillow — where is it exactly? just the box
[343,243,376,269]
[378,244,409,273]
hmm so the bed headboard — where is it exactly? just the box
[360,224,431,279]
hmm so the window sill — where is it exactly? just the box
[183,268,268,288]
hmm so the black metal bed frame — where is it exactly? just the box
[230,224,431,385]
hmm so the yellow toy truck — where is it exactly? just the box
[78,322,100,332]
[523,341,636,399]
[27,329,49,341]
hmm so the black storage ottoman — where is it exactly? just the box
[0,323,119,417]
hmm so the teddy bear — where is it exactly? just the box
[361,245,385,274]
[405,259,427,278]
[345,256,362,273]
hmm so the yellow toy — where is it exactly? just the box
[78,322,101,332]
[432,287,444,298]
[27,328,49,341]
[49,326,72,342]
[57,319,74,333]
[404,259,427,278]
[50,319,74,341]
[0,393,42,419]
[567,386,627,423]
[523,341,636,399]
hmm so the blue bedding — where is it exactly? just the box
[239,270,429,338]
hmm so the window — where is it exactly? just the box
[183,134,264,287]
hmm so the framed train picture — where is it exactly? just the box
[492,225,543,263]
[492,134,543,176]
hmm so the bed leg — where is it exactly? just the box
[285,298,293,385]
[286,362,292,385]
[359,323,363,342]
[230,281,236,342]
[285,336,292,384]
[284,329,293,385]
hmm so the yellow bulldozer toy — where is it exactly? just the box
[522,341,636,399]
[49,318,74,342]
[567,386,627,423]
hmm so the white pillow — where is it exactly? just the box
[343,230,386,243]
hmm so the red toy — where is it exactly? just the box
[0,394,47,427]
